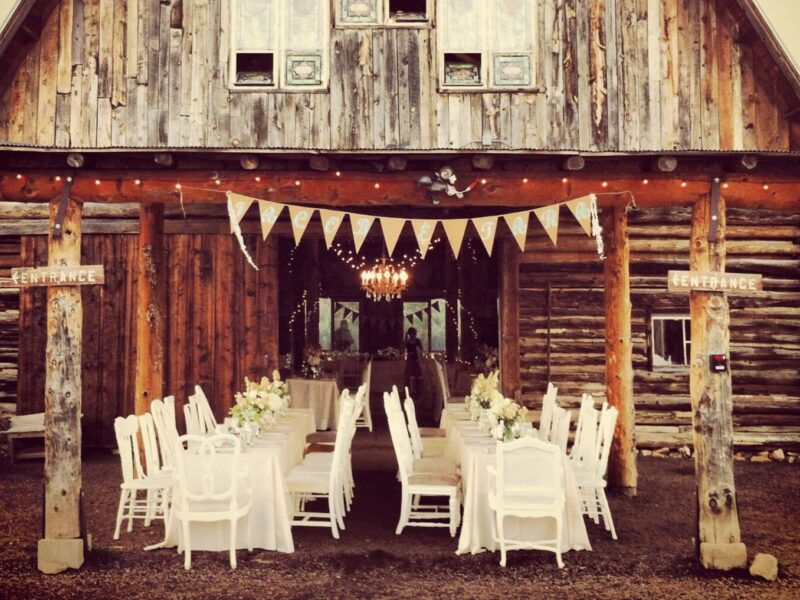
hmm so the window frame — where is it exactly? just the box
[335,0,434,29]
[436,0,538,93]
[229,0,330,92]
[650,314,692,371]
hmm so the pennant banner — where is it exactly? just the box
[350,214,375,253]
[257,200,285,240]
[411,219,438,259]
[229,192,255,231]
[380,217,406,257]
[534,204,560,245]
[565,195,593,237]
[288,205,314,246]
[319,209,345,249]
[442,219,468,258]
[503,210,531,252]
[472,215,499,256]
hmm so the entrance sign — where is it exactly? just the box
[667,271,762,294]
[6,265,105,287]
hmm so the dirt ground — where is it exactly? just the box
[0,447,798,600]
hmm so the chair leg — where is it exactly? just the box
[182,520,192,570]
[229,519,238,569]
[598,488,618,540]
[555,516,564,568]
[113,490,127,540]
[449,493,459,537]
[127,490,136,532]
[497,514,507,567]
[328,495,340,539]
[144,489,154,527]
[396,491,410,535]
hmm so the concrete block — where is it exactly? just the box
[38,538,84,574]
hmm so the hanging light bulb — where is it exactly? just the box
[360,257,410,301]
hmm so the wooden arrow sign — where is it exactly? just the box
[2,265,105,287]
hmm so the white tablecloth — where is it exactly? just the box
[288,379,340,430]
[441,407,592,556]
[162,408,315,553]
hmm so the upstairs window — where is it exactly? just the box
[336,0,432,27]
[437,0,537,91]
[231,0,329,90]
[651,315,691,369]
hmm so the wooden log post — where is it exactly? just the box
[603,205,637,493]
[689,191,747,570]
[38,197,84,573]
[134,203,165,415]
[499,239,520,400]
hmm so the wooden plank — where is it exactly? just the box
[589,0,607,149]
[738,38,757,150]
[689,193,747,571]
[500,240,520,400]
[257,236,279,374]
[700,0,719,149]
[79,236,101,446]
[660,0,679,150]
[563,0,579,148]
[716,5,734,149]
[167,25,182,145]
[56,0,74,95]
[111,0,126,107]
[8,265,104,287]
[547,0,565,147]
[645,0,661,149]
[134,204,165,415]
[97,0,113,98]
[36,6,59,147]
[96,98,112,147]
[43,197,82,540]
[213,235,235,418]
[603,205,637,491]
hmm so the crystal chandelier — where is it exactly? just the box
[360,258,409,301]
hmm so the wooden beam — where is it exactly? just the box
[689,193,747,571]
[499,239,520,400]
[134,204,166,415]
[603,205,637,493]
[2,170,799,209]
[39,196,84,572]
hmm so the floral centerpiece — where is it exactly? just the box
[465,370,503,420]
[485,395,528,442]
[230,370,291,430]
[302,345,323,379]
[376,346,402,361]
[476,344,499,374]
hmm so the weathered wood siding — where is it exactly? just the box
[0,0,795,152]
[518,206,800,448]
[15,232,279,446]
[0,237,21,404]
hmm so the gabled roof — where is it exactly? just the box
[0,0,38,59]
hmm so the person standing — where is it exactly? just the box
[334,319,354,351]
[404,327,423,398]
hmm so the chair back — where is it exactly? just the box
[570,394,599,464]
[592,405,619,481]
[538,382,558,441]
[114,415,146,484]
[493,437,565,508]
[384,392,414,483]
[138,412,163,476]
[152,398,180,469]
[184,402,202,435]
[191,385,218,434]
[173,434,245,512]
[552,407,572,454]
[403,391,424,460]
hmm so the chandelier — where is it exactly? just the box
[360,258,409,301]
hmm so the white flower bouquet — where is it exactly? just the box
[485,395,528,442]
[302,345,323,379]
[230,370,291,430]
[465,371,503,420]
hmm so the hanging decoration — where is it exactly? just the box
[216,187,609,270]
[360,257,409,301]
[226,192,258,270]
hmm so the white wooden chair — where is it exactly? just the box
[183,402,202,436]
[403,388,447,460]
[190,385,218,434]
[385,392,461,537]
[573,404,619,540]
[113,415,172,540]
[172,433,253,569]
[286,400,355,538]
[151,398,180,470]
[552,407,572,454]
[537,382,558,441]
[487,436,566,568]
[432,358,451,421]
[354,360,373,431]
[569,394,599,466]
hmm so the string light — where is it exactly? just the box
[480,178,487,185]
[561,177,568,183]
[722,182,729,189]
[680,181,687,187]
[175,183,181,190]
[95,179,101,185]
[15,174,21,179]
[54,176,62,182]
[335,171,341,177]
[255,176,261,182]
[642,179,649,185]
[215,179,221,185]
[762,184,769,190]
[374,183,380,189]
[134,179,141,185]
[294,180,300,186]
[601,181,608,187]
[522,178,528,183]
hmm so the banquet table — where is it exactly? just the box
[287,378,340,430]
[160,408,315,554]
[440,406,592,557]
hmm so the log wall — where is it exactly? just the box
[518,206,800,449]
[0,0,795,152]
[0,237,21,404]
[15,232,278,446]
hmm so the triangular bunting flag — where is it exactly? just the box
[442,219,468,258]
[503,210,531,252]
[565,195,594,236]
[257,200,285,240]
[472,216,499,256]
[406,315,413,324]
[288,205,314,246]
[534,204,560,245]
[228,192,255,231]
[380,217,406,257]
[319,209,346,249]
[350,214,375,253]
[411,219,438,259]
[432,301,442,313]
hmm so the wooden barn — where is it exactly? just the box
[0,0,798,571]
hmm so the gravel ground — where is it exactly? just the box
[0,447,797,600]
